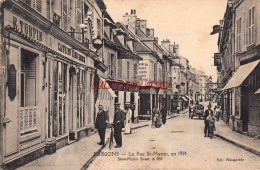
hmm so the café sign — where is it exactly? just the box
[58,42,86,63]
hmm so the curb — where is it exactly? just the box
[81,115,181,169]
[215,133,260,156]
[81,139,109,170]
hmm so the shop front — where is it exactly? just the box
[1,3,95,168]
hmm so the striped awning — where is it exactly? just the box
[186,95,193,100]
[95,76,117,122]
[222,59,260,90]
[181,97,188,101]
[255,88,260,94]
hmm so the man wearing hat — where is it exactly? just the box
[204,103,213,137]
[95,105,109,145]
[113,103,126,148]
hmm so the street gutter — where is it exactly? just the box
[81,114,180,169]
[215,133,260,157]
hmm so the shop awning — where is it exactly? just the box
[181,97,188,101]
[255,88,260,94]
[222,59,260,90]
[217,90,225,98]
[186,95,193,100]
[99,76,117,97]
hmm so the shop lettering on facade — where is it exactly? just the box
[58,42,86,63]
[12,16,43,42]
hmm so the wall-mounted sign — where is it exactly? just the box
[12,16,43,42]
[7,64,16,101]
[57,42,86,63]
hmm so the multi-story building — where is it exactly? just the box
[213,0,260,137]
[0,0,110,168]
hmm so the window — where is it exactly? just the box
[248,7,255,45]
[154,63,157,81]
[108,53,116,78]
[127,61,130,79]
[62,0,68,31]
[53,62,67,137]
[237,18,241,51]
[134,63,138,79]
[70,27,75,38]
[21,49,37,107]
[76,0,82,41]
[109,27,113,40]
[23,0,42,13]
[53,13,61,27]
[97,18,101,37]
[118,59,122,79]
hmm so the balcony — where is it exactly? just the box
[19,106,38,135]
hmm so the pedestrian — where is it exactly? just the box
[113,103,126,148]
[177,105,180,114]
[189,105,192,118]
[124,104,132,134]
[204,104,213,137]
[161,105,167,125]
[95,105,109,145]
[152,106,160,127]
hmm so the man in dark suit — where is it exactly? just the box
[113,103,126,148]
[95,105,109,145]
[161,105,167,125]
[204,104,213,137]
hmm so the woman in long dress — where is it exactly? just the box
[125,105,132,134]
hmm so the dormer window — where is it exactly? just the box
[109,27,113,40]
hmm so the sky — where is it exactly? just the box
[103,0,227,82]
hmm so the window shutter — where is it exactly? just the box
[253,7,256,44]
[76,0,82,41]
[36,0,42,13]
[63,0,68,31]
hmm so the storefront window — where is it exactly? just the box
[53,61,67,137]
[77,69,86,128]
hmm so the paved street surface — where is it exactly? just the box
[88,113,260,170]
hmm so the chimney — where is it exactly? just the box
[161,39,170,51]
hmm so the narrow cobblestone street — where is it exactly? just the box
[88,113,260,170]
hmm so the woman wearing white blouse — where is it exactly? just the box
[124,105,132,134]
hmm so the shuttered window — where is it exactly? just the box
[76,0,82,41]
[248,6,256,46]
[36,0,42,13]
[63,0,68,31]
[118,59,122,79]
[21,49,37,107]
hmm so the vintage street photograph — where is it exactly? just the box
[0,0,260,169]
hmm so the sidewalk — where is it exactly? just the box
[18,120,152,170]
[18,112,181,170]
[215,120,260,156]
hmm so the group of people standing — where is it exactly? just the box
[152,105,168,128]
[95,103,132,148]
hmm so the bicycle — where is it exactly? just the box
[107,123,115,150]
